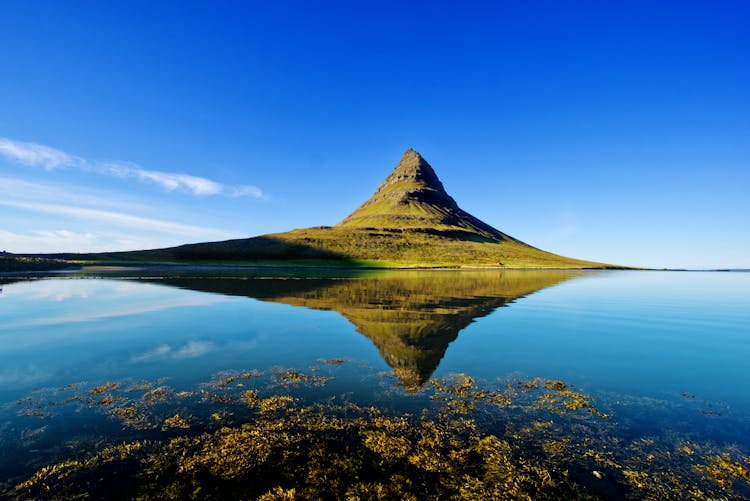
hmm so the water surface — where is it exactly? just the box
[1,269,748,499]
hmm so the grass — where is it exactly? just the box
[67,227,612,269]
[255,227,614,269]
[30,227,619,270]
[73,258,397,269]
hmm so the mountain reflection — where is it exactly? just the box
[142,270,582,388]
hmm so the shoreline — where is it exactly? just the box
[9,263,744,276]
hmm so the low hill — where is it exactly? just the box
[42,149,619,269]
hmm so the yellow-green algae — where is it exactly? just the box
[4,364,749,500]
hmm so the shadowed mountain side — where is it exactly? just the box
[36,236,356,265]
[137,270,582,387]
[0,253,79,272]
[170,236,346,261]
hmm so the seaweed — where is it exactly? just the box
[4,365,749,500]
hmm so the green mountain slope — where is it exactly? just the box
[49,149,619,269]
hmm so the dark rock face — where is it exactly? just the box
[337,149,517,243]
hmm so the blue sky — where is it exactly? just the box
[1,1,748,269]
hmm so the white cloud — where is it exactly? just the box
[138,170,224,195]
[231,185,265,198]
[0,137,80,170]
[102,161,226,196]
[0,136,264,198]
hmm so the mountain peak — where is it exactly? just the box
[398,148,427,168]
[336,150,512,242]
[383,148,450,197]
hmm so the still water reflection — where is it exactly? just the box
[141,270,579,388]
[0,269,748,499]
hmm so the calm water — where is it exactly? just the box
[1,269,748,498]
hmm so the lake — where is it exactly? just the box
[1,269,748,499]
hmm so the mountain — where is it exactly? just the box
[46,149,618,268]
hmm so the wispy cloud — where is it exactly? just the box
[0,199,239,239]
[0,136,264,198]
[0,137,80,169]
[0,176,159,214]
[230,185,265,198]
[102,161,226,196]
[0,177,244,252]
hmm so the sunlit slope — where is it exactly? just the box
[254,226,604,268]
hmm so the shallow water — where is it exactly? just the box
[1,269,748,498]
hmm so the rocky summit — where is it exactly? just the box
[337,149,513,242]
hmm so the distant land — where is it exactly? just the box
[7,149,624,270]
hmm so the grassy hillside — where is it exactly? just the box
[223,227,610,268]
[52,227,611,269]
